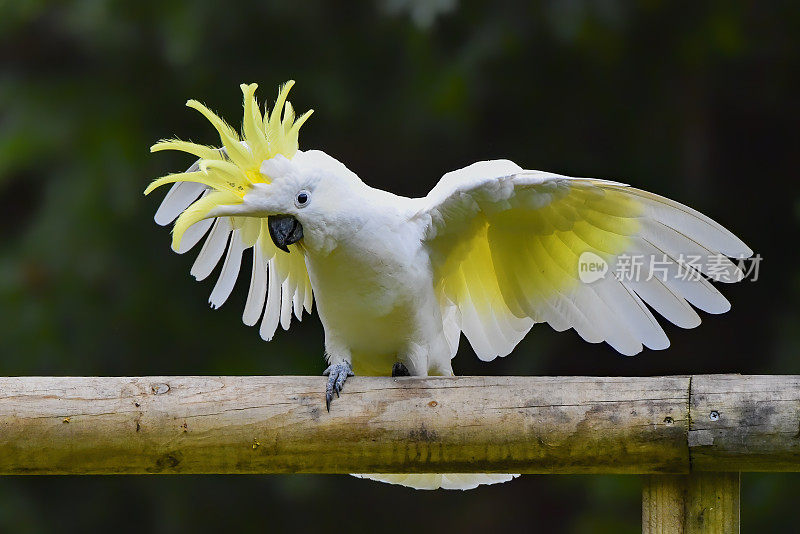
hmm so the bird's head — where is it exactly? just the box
[146,81,360,254]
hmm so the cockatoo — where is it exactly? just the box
[145,82,752,490]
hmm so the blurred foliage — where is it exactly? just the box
[0,0,798,532]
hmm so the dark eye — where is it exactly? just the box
[295,190,310,208]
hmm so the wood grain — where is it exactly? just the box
[643,475,689,533]
[0,376,689,474]
[643,473,740,533]
[690,375,800,472]
[0,374,796,475]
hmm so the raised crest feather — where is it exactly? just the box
[145,81,313,248]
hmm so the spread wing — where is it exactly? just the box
[417,160,752,360]
[153,160,312,340]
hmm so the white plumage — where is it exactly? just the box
[147,82,751,490]
[152,150,751,490]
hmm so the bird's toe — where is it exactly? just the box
[391,362,410,377]
[323,362,353,412]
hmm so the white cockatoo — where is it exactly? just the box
[145,82,752,490]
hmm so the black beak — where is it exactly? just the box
[267,215,303,253]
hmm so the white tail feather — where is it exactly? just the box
[351,473,519,490]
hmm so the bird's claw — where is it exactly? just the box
[323,362,354,412]
[391,362,410,377]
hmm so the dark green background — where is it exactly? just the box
[1,1,798,532]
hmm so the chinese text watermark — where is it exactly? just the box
[577,251,762,284]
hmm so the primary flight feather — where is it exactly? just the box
[145,81,752,490]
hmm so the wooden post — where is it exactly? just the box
[643,475,687,532]
[0,375,691,474]
[0,374,790,529]
[0,375,799,475]
[643,473,740,533]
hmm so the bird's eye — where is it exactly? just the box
[295,190,310,208]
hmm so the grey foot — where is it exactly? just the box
[391,362,410,377]
[323,362,354,412]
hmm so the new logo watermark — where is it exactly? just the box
[578,252,609,284]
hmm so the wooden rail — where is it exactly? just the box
[1,374,796,531]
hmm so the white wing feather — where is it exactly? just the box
[154,162,312,339]
[418,160,752,359]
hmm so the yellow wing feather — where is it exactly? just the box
[421,161,751,359]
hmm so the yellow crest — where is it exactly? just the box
[144,81,313,249]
